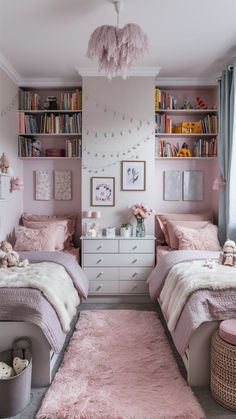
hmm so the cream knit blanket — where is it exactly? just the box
[160,260,236,333]
[0,262,80,332]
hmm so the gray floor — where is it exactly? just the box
[7,303,236,419]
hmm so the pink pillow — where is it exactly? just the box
[22,213,77,249]
[174,223,221,251]
[14,225,58,251]
[166,220,211,249]
[23,220,68,251]
[155,211,213,245]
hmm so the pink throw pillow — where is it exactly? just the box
[174,223,221,251]
[22,213,77,249]
[23,220,68,251]
[166,220,211,249]
[14,226,57,251]
[155,211,213,245]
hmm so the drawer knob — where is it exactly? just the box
[97,245,103,250]
[96,258,103,264]
[96,284,103,291]
[96,272,103,278]
[132,258,138,264]
[132,272,138,277]
[132,245,138,250]
[132,285,138,290]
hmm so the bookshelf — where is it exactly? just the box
[155,86,218,160]
[18,88,82,159]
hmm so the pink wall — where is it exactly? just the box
[23,159,81,244]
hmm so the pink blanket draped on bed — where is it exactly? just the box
[0,251,89,352]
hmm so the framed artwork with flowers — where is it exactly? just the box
[91,177,115,207]
[121,160,146,191]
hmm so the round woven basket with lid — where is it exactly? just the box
[211,330,236,412]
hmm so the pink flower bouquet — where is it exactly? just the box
[130,203,155,220]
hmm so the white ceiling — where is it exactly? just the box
[1,0,236,84]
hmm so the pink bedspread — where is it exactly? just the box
[147,250,236,355]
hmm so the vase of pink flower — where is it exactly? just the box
[130,204,155,237]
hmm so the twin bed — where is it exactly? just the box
[148,213,236,386]
[0,213,88,387]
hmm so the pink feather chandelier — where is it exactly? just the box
[86,0,148,80]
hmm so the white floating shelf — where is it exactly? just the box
[19,110,82,113]
[155,157,218,160]
[19,157,81,160]
[155,109,218,114]
[19,133,81,137]
[155,133,218,137]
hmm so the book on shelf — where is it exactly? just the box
[19,90,41,111]
[60,90,82,110]
[193,138,217,157]
[200,115,218,133]
[19,112,82,134]
[155,138,179,158]
[155,88,176,111]
[19,136,82,158]
[65,138,82,157]
[155,114,172,133]
[18,136,42,157]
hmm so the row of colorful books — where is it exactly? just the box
[155,114,172,133]
[18,136,82,158]
[19,90,41,111]
[156,114,218,134]
[19,112,82,134]
[19,89,82,111]
[60,90,82,110]
[155,88,177,110]
[200,115,218,133]
[155,138,217,158]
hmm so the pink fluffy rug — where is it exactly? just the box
[37,310,205,419]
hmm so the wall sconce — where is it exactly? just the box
[212,177,226,191]
[11,177,24,192]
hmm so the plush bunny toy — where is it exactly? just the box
[219,239,236,267]
[0,241,29,268]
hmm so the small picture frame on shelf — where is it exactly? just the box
[91,177,115,207]
[121,160,146,191]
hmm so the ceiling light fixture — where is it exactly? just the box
[86,0,148,80]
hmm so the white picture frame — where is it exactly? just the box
[163,171,182,201]
[121,160,146,191]
[183,170,204,201]
[91,177,115,207]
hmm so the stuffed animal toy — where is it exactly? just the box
[177,143,191,157]
[219,239,236,266]
[196,97,208,109]
[0,241,29,268]
[0,153,9,174]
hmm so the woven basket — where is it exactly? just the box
[211,330,236,412]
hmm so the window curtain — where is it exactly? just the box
[218,59,236,243]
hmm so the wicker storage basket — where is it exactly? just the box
[211,330,236,412]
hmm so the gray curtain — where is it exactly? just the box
[218,59,236,243]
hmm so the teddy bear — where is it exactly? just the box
[0,241,29,268]
[177,143,191,158]
[219,239,236,266]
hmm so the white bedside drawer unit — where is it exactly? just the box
[81,235,155,296]
[84,239,118,253]
[119,239,154,254]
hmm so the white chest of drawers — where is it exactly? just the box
[81,235,155,296]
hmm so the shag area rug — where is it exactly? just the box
[37,310,205,419]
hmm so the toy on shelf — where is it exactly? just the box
[182,98,192,110]
[0,153,9,174]
[177,143,191,158]
[196,97,208,109]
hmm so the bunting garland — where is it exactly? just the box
[0,94,18,117]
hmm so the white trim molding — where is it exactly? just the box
[0,52,21,85]
[77,66,161,78]
[18,78,82,88]
[156,77,218,87]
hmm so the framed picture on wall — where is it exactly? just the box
[91,177,115,206]
[121,160,146,191]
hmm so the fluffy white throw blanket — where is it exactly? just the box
[0,262,80,332]
[160,260,236,333]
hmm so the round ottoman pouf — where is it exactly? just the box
[219,319,236,345]
[211,329,236,411]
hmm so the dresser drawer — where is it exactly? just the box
[119,239,154,253]
[84,253,155,267]
[84,267,118,281]
[119,267,153,281]
[83,239,118,253]
[119,280,149,294]
[89,280,119,294]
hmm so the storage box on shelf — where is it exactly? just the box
[18,88,82,160]
[155,86,218,160]
[81,235,155,296]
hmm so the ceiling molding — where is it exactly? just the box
[77,66,161,78]
[19,77,82,88]
[0,52,21,85]
[155,77,217,87]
